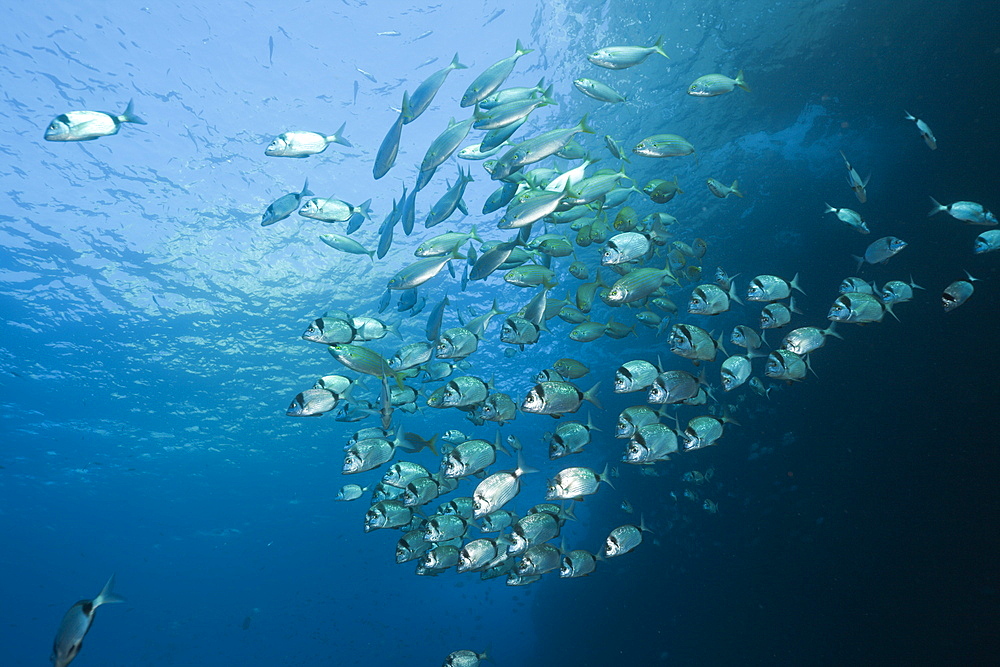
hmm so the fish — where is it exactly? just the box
[515,543,562,576]
[328,344,401,383]
[335,484,368,501]
[616,405,659,438]
[50,575,125,667]
[904,110,936,150]
[461,40,534,107]
[604,134,631,162]
[382,461,430,489]
[720,355,753,392]
[606,262,677,305]
[760,299,799,330]
[426,167,474,228]
[746,273,804,302]
[546,464,612,500]
[396,529,432,563]
[480,78,548,109]
[436,327,479,360]
[839,150,869,204]
[633,134,694,158]
[286,388,339,417]
[668,323,721,363]
[560,549,598,578]
[343,433,401,474]
[472,453,538,517]
[440,376,490,408]
[823,204,869,234]
[573,78,626,103]
[473,86,556,130]
[265,125,352,157]
[827,292,885,324]
[854,236,907,269]
[491,116,595,179]
[706,178,743,199]
[479,393,518,424]
[44,100,146,141]
[389,341,435,371]
[548,415,599,459]
[355,66,378,83]
[261,179,313,226]
[302,316,355,344]
[647,369,701,404]
[419,116,477,184]
[425,296,451,342]
[601,232,650,265]
[681,415,735,450]
[603,518,650,557]
[500,315,540,348]
[404,54,468,124]
[688,71,750,96]
[879,278,924,319]
[507,513,561,555]
[480,510,517,533]
[470,239,520,281]
[765,350,809,381]
[300,197,372,223]
[552,358,589,379]
[388,252,462,290]
[623,424,678,464]
[521,381,601,417]
[688,282,742,315]
[974,229,1000,254]
[319,233,375,260]
[942,273,977,312]
[614,360,660,393]
[840,277,875,295]
[444,649,490,667]
[927,197,997,225]
[374,111,405,179]
[588,36,669,69]
[364,500,412,532]
[782,325,842,355]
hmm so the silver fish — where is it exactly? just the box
[472,454,537,517]
[942,274,977,312]
[265,125,351,157]
[50,575,125,667]
[905,111,936,150]
[614,360,659,393]
[44,101,145,141]
[588,36,669,69]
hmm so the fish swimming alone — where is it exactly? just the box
[44,100,146,141]
[51,575,125,667]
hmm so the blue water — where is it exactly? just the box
[3,1,999,665]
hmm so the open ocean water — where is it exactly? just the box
[2,0,999,665]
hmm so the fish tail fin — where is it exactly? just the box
[909,275,925,290]
[790,272,806,295]
[515,452,539,476]
[515,39,533,56]
[884,301,900,322]
[599,463,615,489]
[850,255,865,273]
[729,179,743,198]
[358,198,373,220]
[789,296,803,315]
[119,99,146,125]
[94,574,126,607]
[582,382,602,410]
[653,35,669,59]
[330,121,352,147]
[727,281,743,306]
[577,113,595,135]
[387,320,403,338]
[469,224,483,245]
[450,53,468,70]
[586,411,601,432]
[824,202,836,214]
[927,196,945,217]
[822,322,844,340]
[735,69,751,92]
[904,110,915,121]
[401,91,412,121]
[367,249,376,262]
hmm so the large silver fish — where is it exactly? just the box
[51,575,125,667]
[265,125,351,157]
[44,101,145,141]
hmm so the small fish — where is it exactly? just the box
[614,360,660,393]
[573,77,626,103]
[374,111,405,180]
[643,177,683,203]
[603,517,650,557]
[436,327,479,360]
[879,278,923,319]
[854,236,907,269]
[827,292,885,324]
[521,381,601,417]
[688,283,742,315]
[44,100,145,141]
[365,500,412,532]
[927,197,997,225]
[782,325,842,355]
[560,549,598,578]
[974,230,1000,254]
[462,40,534,108]
[355,66,378,83]
[706,178,743,199]
[50,575,125,667]
[616,405,659,438]
[300,197,371,223]
[472,453,538,517]
[286,388,339,417]
[404,54,468,124]
[265,125,352,157]
[444,649,490,667]
[904,110,936,150]
[839,150,869,204]
[765,350,809,381]
[319,233,375,261]
[647,369,701,404]
[552,358,589,379]
[688,71,750,96]
[681,415,734,451]
[942,273,977,312]
[760,299,799,330]
[302,316,355,345]
[388,252,461,290]
[588,36,669,69]
[623,424,678,463]
[633,134,694,158]
[335,484,367,501]
[601,232,650,265]
[746,273,804,302]
[261,179,313,226]
[824,204,870,234]
[720,355,753,392]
